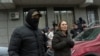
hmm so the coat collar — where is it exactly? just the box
[55,30,67,37]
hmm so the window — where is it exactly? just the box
[54,8,74,29]
[86,6,99,26]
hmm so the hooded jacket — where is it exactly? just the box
[8,9,46,56]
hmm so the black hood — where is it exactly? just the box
[25,9,41,30]
[79,17,83,22]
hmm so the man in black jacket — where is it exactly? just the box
[77,17,86,32]
[70,23,81,38]
[8,9,46,56]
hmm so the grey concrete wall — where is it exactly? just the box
[47,7,54,28]
[98,7,100,22]
[74,7,88,24]
[0,11,8,46]
[0,8,24,46]
[38,11,46,29]
[8,8,24,42]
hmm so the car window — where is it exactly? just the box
[86,28,100,40]
[0,54,8,56]
[0,47,8,56]
[74,28,100,41]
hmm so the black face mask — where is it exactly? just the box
[31,18,39,28]
[25,9,41,30]
[26,18,39,30]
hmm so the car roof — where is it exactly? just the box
[0,47,8,55]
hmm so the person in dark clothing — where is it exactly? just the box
[70,23,81,38]
[52,20,74,56]
[41,29,48,52]
[8,9,46,56]
[78,17,86,24]
[52,21,58,33]
[77,17,86,32]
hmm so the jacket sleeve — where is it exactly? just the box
[52,34,74,50]
[52,34,67,50]
[66,36,74,48]
[8,29,22,56]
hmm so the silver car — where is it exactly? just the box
[0,47,8,56]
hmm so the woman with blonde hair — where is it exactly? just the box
[52,20,74,56]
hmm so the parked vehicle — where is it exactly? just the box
[72,26,100,56]
[0,47,8,56]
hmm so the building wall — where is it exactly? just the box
[0,7,100,46]
[0,11,8,46]
[0,8,23,46]
[47,7,54,28]
[74,7,88,24]
[98,7,100,22]
[8,8,24,40]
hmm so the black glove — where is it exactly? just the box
[66,40,75,48]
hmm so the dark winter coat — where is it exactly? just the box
[8,9,46,56]
[77,17,86,32]
[8,23,46,56]
[52,31,74,56]
[70,29,81,38]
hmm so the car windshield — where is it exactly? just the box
[74,27,100,41]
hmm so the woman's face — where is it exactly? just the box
[60,21,68,31]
